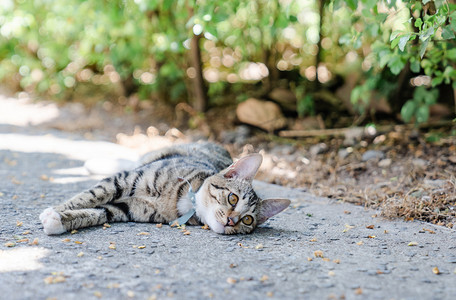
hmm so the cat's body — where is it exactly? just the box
[40,142,290,235]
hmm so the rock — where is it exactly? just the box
[338,148,352,159]
[236,98,287,132]
[310,143,328,156]
[268,88,297,112]
[378,158,392,168]
[362,150,385,162]
[412,158,428,169]
[344,127,364,146]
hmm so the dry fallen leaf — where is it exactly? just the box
[22,230,31,235]
[70,230,78,234]
[137,232,150,235]
[344,210,351,214]
[328,271,335,276]
[408,241,418,246]
[201,224,209,230]
[355,288,363,295]
[44,275,66,284]
[183,230,191,235]
[368,235,376,239]
[356,241,364,245]
[137,245,146,249]
[16,221,23,227]
[322,257,331,262]
[307,257,313,261]
[266,291,274,297]
[74,241,83,244]
[226,277,237,284]
[314,250,324,258]
[333,259,341,264]
[366,225,374,229]
[260,275,269,282]
[29,238,39,245]
[432,267,440,275]
[229,263,237,268]
[5,242,16,247]
[40,174,49,181]
[423,228,435,234]
[310,237,317,242]
[109,243,116,250]
[343,224,355,233]
[62,238,71,243]
[77,252,84,257]
[156,223,163,228]
[127,291,135,298]
[255,244,264,250]
[94,291,102,298]
[16,238,29,243]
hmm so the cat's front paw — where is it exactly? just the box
[39,207,66,235]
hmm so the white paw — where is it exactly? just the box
[39,207,66,235]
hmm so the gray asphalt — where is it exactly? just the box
[1,126,456,300]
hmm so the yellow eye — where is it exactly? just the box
[227,193,239,207]
[242,215,254,225]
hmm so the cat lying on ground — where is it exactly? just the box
[40,142,290,235]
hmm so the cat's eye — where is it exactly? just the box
[242,215,254,225]
[227,193,239,207]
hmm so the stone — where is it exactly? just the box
[362,150,385,161]
[412,158,428,168]
[310,143,328,156]
[378,158,392,168]
[343,127,364,146]
[236,98,287,132]
[268,88,297,112]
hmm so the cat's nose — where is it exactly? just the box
[226,217,238,226]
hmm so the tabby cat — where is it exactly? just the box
[40,142,290,235]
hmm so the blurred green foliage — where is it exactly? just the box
[0,0,455,125]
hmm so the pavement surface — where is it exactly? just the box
[1,95,456,300]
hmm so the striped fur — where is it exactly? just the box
[40,142,290,235]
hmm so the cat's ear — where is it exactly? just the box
[224,154,262,181]
[257,199,291,225]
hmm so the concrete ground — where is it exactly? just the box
[0,95,456,300]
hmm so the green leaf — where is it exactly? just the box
[401,100,416,123]
[410,60,420,73]
[442,26,455,39]
[414,18,423,29]
[390,30,401,41]
[391,37,400,49]
[346,0,358,10]
[431,76,444,87]
[420,26,435,41]
[387,55,405,75]
[447,49,456,60]
[398,34,411,51]
[416,105,429,123]
[419,39,430,59]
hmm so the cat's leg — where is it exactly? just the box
[40,204,133,235]
[40,170,140,235]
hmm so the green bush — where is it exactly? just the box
[0,0,455,124]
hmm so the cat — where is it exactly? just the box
[39,142,290,235]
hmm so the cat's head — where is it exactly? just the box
[195,154,291,234]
